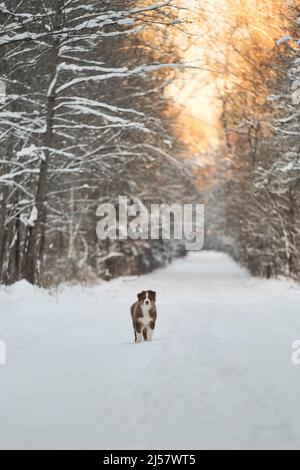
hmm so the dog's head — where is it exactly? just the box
[137,290,156,307]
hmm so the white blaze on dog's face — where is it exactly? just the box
[137,290,156,308]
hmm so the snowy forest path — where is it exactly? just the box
[1,252,300,449]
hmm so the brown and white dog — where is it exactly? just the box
[130,290,157,343]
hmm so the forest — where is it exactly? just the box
[0,0,299,286]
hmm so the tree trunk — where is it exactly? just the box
[23,44,59,284]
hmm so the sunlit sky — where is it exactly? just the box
[168,0,284,155]
[167,0,223,154]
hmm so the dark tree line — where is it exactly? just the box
[0,0,198,286]
[207,0,300,279]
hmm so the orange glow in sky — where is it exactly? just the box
[167,0,285,156]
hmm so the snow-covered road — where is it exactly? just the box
[1,251,300,450]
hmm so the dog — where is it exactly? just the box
[130,290,157,343]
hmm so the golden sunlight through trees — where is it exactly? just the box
[167,0,288,159]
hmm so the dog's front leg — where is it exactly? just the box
[136,333,143,343]
[146,328,153,341]
[135,321,143,343]
[147,321,155,341]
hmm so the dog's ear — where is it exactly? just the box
[149,290,156,301]
[137,291,145,301]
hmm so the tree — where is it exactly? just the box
[0,0,198,285]
[205,0,300,280]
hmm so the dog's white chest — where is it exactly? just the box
[141,305,152,326]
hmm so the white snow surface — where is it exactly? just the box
[1,251,300,450]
